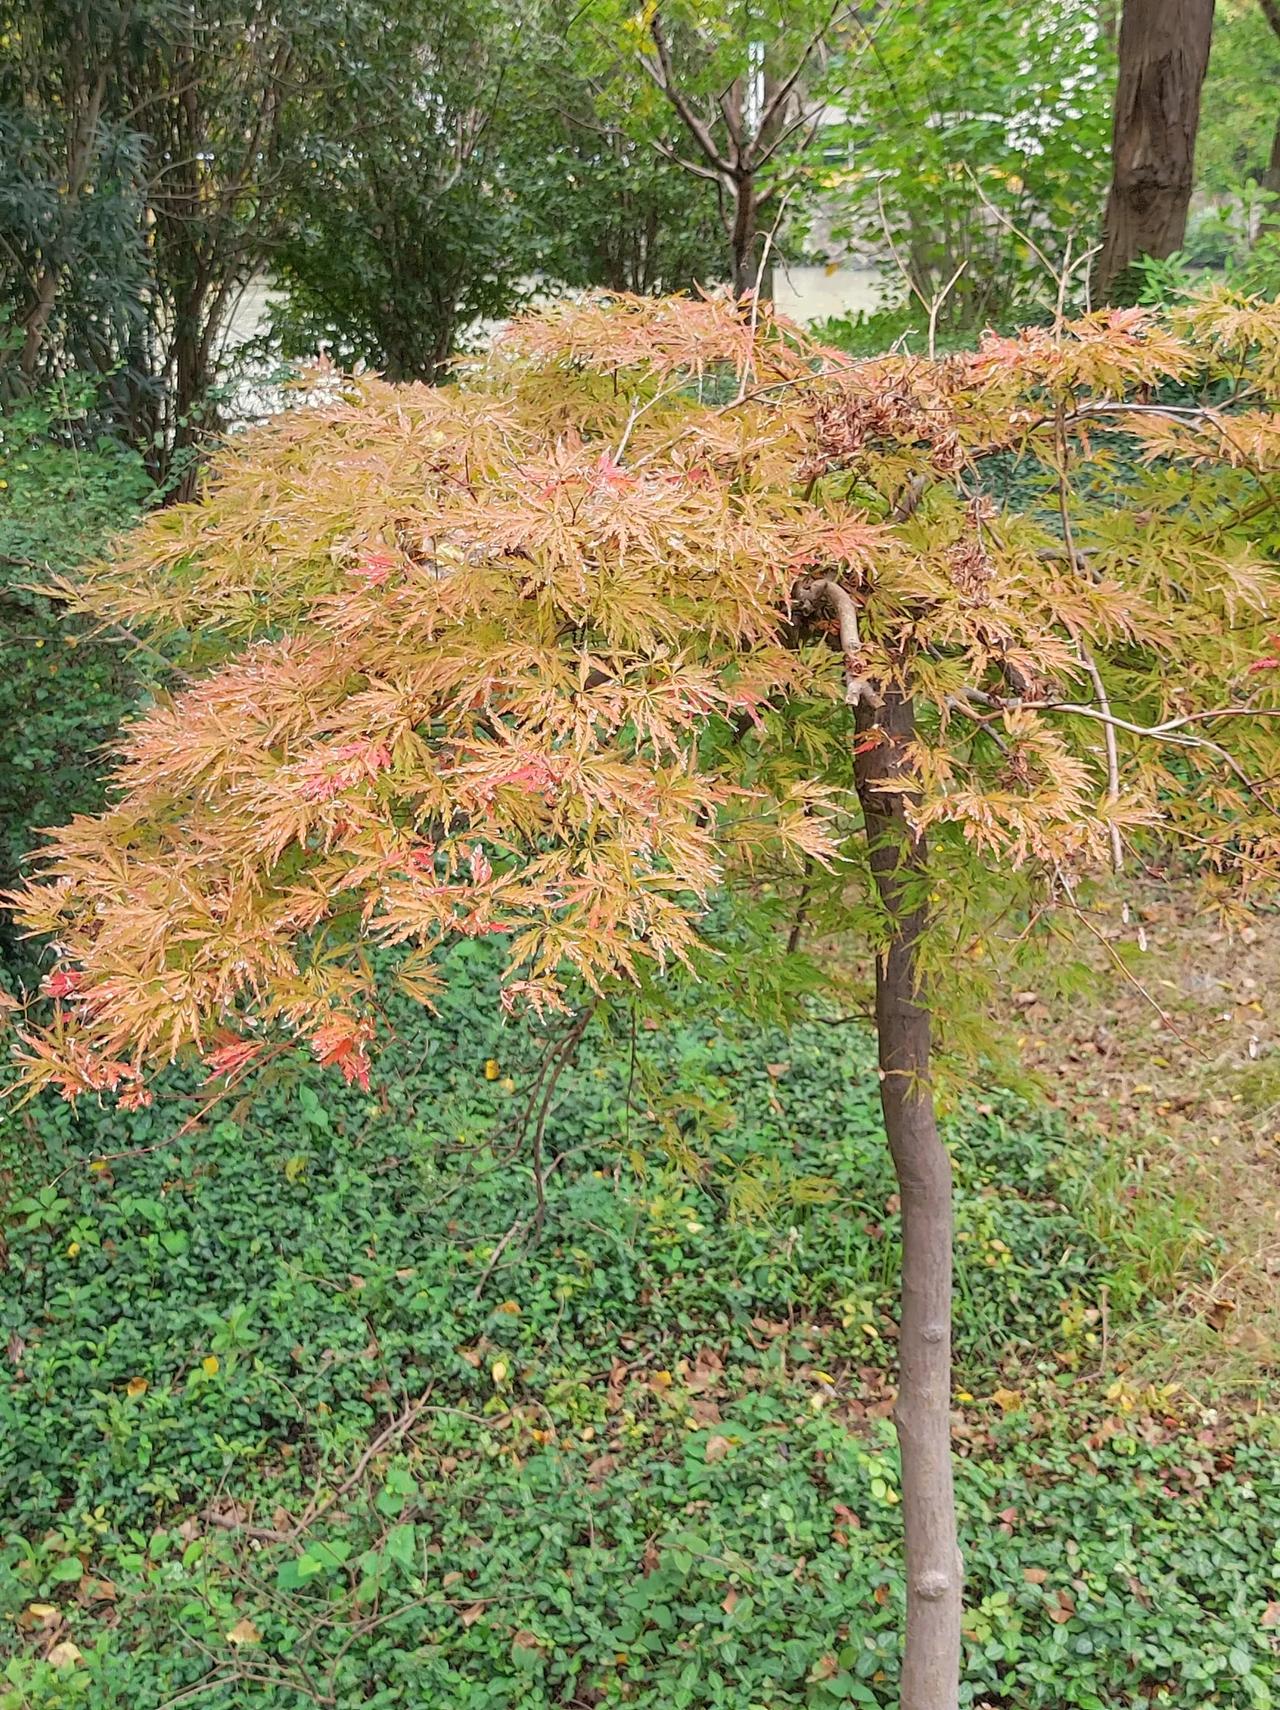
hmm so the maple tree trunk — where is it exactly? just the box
[855,687,962,1710]
[1094,0,1215,301]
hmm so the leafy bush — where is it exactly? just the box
[1136,216,1280,308]
[0,384,151,964]
[1,944,1273,1707]
[816,0,1112,332]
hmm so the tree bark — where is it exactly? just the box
[1260,0,1280,234]
[730,174,761,298]
[1094,0,1216,301]
[854,687,962,1710]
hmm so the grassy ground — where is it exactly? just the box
[1,940,1278,1709]
[1012,880,1280,1384]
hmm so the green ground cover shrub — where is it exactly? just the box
[1,944,1275,1708]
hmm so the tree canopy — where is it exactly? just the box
[10,290,1280,1103]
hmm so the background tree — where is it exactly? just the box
[267,0,533,384]
[819,0,1114,332]
[1261,0,1280,214]
[0,2,151,405]
[0,0,301,485]
[515,32,729,298]
[0,379,150,965]
[9,289,1280,1706]
[574,0,845,296]
[1196,1,1279,198]
[1095,0,1217,300]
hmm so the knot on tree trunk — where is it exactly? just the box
[914,1571,953,1602]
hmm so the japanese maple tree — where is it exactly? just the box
[9,289,1280,1708]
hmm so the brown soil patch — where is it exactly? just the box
[1013,880,1280,1387]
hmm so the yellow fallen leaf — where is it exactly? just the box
[483,1059,500,1080]
[126,1377,148,1398]
[202,1356,220,1377]
[490,1358,508,1385]
[66,1242,80,1258]
[990,1386,1023,1414]
[48,1642,83,1668]
[226,1616,261,1647]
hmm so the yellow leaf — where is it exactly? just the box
[990,1386,1023,1414]
[126,1377,148,1398]
[66,1242,80,1258]
[490,1358,508,1385]
[483,1059,500,1080]
[47,1641,83,1669]
[202,1356,220,1377]
[284,1154,308,1183]
[226,1616,261,1647]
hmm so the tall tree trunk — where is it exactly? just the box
[730,174,760,298]
[855,687,962,1710]
[1262,114,1280,233]
[1260,0,1280,234]
[1094,0,1216,301]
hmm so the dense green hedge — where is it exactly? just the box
[0,390,151,966]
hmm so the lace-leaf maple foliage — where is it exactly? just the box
[7,288,1280,1106]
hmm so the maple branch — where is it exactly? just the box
[1054,406,1124,872]
[970,691,1280,806]
[1021,701,1280,739]
[801,577,884,707]
[889,473,928,523]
